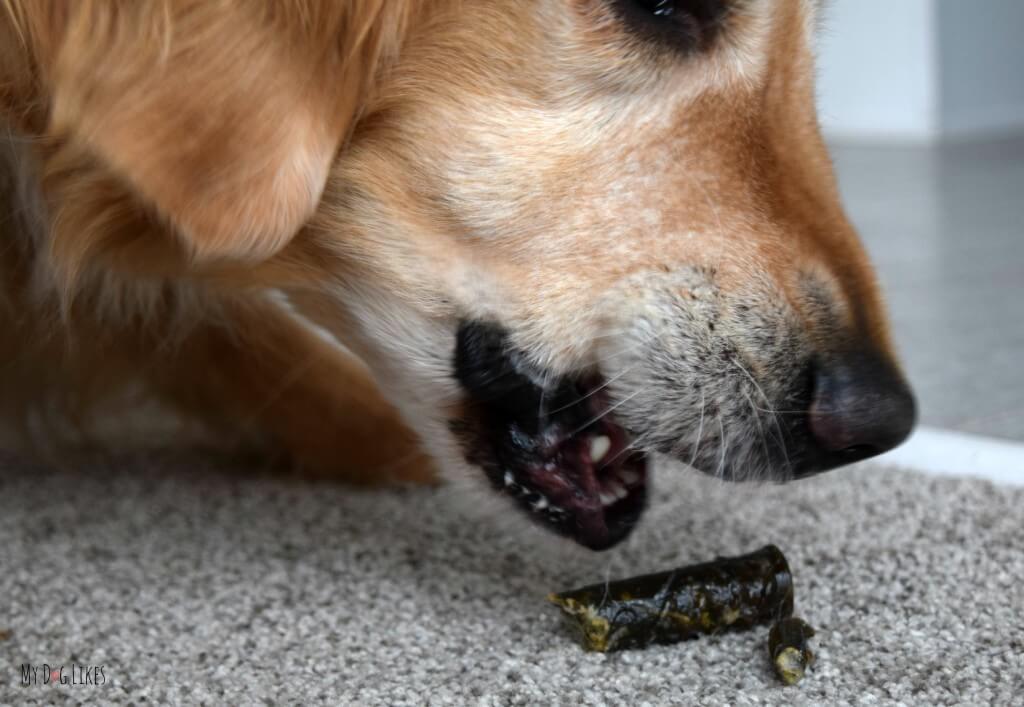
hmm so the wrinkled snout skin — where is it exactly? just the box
[294,0,915,489]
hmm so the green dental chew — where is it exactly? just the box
[768,617,816,685]
[548,545,794,653]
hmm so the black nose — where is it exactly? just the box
[806,350,916,470]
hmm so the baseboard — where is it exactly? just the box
[878,425,1024,486]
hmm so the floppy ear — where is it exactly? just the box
[26,1,408,263]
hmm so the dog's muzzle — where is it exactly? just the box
[451,321,649,551]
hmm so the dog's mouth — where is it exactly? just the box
[452,322,649,551]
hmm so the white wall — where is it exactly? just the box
[937,0,1024,138]
[815,0,937,142]
[816,0,1024,142]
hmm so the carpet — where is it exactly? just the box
[1,452,1021,705]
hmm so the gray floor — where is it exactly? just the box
[831,138,1024,442]
[2,453,1022,705]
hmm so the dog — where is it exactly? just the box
[1,0,915,550]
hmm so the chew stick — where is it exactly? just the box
[548,545,794,652]
[768,617,816,685]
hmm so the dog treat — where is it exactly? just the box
[548,545,794,652]
[768,617,816,685]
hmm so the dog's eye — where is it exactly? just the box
[611,0,728,53]
[635,0,680,17]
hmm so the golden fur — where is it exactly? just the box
[1,1,907,491]
[1,0,437,480]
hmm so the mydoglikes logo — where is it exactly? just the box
[20,663,106,687]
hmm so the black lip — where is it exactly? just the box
[452,321,649,551]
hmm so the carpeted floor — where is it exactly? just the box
[1,452,1021,705]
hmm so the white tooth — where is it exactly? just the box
[532,496,549,511]
[590,435,612,463]
[619,469,640,486]
[611,483,629,501]
[504,472,514,487]
[599,491,617,506]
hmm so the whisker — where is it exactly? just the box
[740,382,787,454]
[543,364,636,416]
[590,347,640,366]
[732,358,792,477]
[742,389,774,480]
[687,390,706,470]
[714,414,729,480]
[537,367,554,428]
[742,407,812,416]
[566,390,641,438]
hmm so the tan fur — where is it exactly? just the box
[1,0,437,480]
[2,1,423,266]
[0,1,904,487]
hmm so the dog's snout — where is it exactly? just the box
[807,350,917,468]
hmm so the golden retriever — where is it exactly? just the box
[1,0,915,549]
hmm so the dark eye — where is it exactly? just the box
[611,0,728,53]
[638,0,680,17]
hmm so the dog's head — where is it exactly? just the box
[7,0,916,550]
[288,0,916,549]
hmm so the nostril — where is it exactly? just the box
[836,444,880,462]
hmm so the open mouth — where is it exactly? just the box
[452,322,649,551]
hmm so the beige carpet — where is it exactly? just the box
[1,452,1021,705]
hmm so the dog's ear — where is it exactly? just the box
[20,1,409,263]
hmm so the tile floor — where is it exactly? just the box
[830,138,1024,443]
